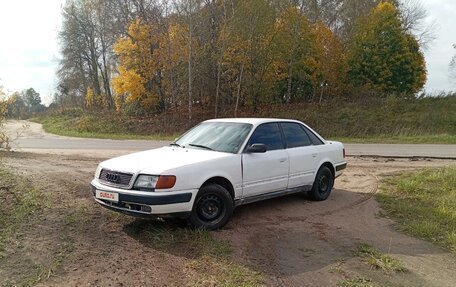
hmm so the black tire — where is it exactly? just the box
[188,183,233,230]
[308,166,334,201]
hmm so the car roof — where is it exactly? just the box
[204,118,302,126]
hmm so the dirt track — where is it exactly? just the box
[0,151,455,286]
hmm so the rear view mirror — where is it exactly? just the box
[246,143,267,153]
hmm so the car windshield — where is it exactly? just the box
[174,122,253,154]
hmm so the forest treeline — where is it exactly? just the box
[52,0,428,118]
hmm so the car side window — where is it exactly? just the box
[281,122,312,148]
[302,125,324,145]
[247,123,284,151]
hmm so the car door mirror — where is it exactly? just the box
[246,143,267,153]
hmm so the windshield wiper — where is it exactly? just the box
[169,143,184,148]
[188,143,214,151]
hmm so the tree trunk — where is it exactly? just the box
[100,37,113,108]
[89,39,101,98]
[234,64,244,117]
[286,63,293,103]
[188,0,193,121]
[214,62,221,118]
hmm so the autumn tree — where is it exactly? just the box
[112,19,163,113]
[312,23,349,101]
[271,5,317,103]
[58,0,134,109]
[347,2,426,95]
[223,0,276,111]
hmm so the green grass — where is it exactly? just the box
[31,113,176,140]
[377,166,456,252]
[125,220,264,286]
[356,244,407,273]
[32,95,456,144]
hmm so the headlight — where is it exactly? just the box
[134,175,159,190]
[133,175,176,190]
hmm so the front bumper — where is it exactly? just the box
[90,180,197,217]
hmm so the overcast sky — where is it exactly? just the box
[0,0,455,106]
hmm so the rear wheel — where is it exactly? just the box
[308,166,334,201]
[189,183,233,230]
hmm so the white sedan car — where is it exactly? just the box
[91,118,346,229]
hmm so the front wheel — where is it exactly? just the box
[308,166,334,201]
[188,184,233,230]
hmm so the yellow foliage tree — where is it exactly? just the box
[312,23,349,101]
[159,18,191,108]
[85,87,109,110]
[85,87,95,109]
[112,19,161,111]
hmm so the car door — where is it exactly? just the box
[280,122,320,188]
[241,123,289,197]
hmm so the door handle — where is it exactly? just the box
[312,153,318,158]
[279,158,287,163]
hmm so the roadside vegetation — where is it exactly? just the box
[355,244,407,273]
[378,166,456,252]
[33,95,456,143]
[337,277,378,287]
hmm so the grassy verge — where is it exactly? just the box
[31,113,176,140]
[125,220,264,286]
[32,95,456,144]
[377,166,456,252]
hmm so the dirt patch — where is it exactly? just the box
[0,152,455,286]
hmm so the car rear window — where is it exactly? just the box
[302,125,324,145]
[281,122,312,148]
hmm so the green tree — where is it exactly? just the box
[272,6,316,103]
[347,2,426,95]
[22,88,45,114]
[6,92,27,119]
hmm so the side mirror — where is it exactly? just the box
[246,143,267,153]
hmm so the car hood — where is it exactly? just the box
[100,146,233,175]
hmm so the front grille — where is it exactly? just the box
[99,169,133,188]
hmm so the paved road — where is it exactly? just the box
[2,120,456,158]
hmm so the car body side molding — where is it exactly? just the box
[235,185,312,207]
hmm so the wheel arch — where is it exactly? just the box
[201,176,235,199]
[319,161,335,180]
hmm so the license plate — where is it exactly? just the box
[96,190,119,203]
